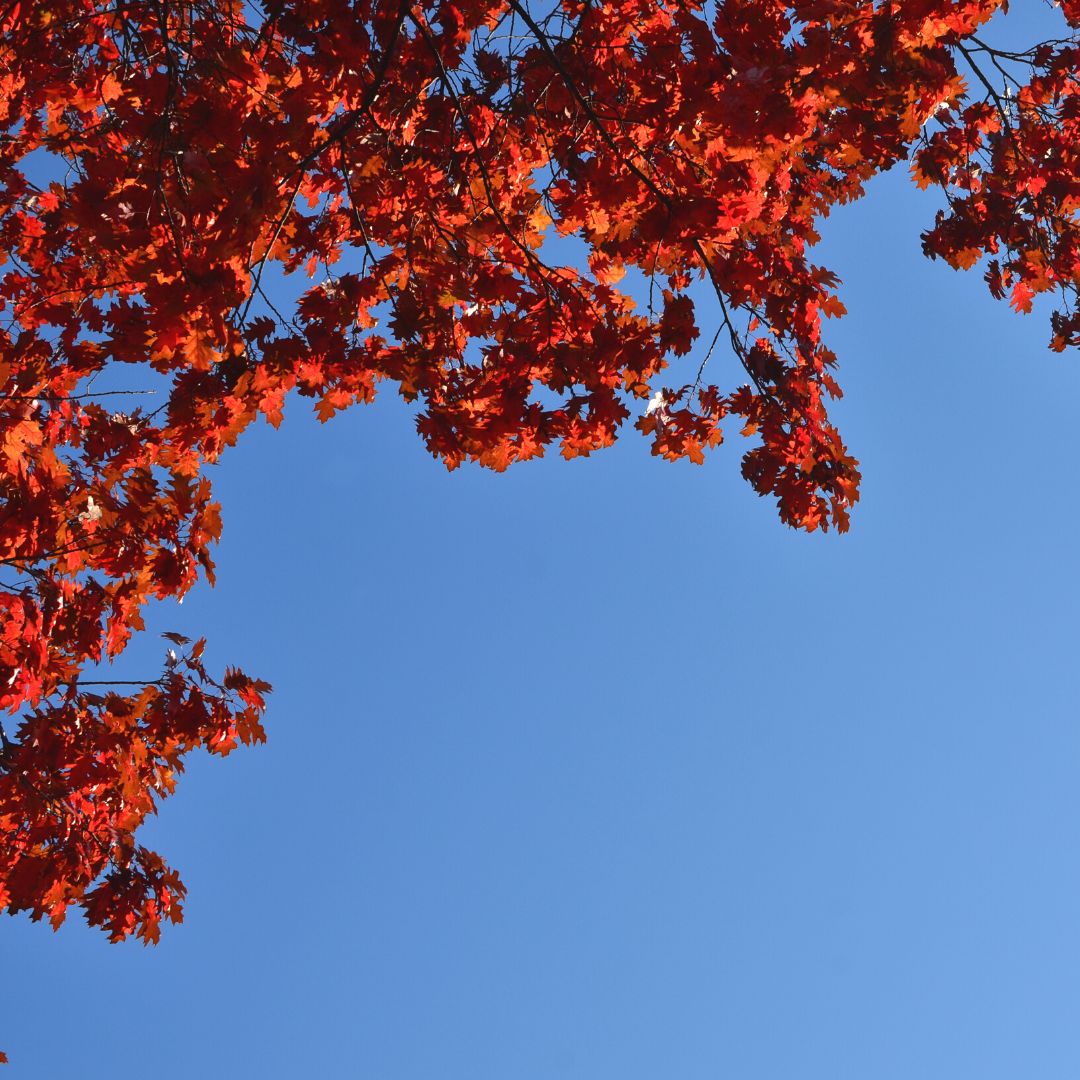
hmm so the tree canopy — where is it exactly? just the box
[0,0,1077,961]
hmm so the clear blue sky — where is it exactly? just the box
[5,6,1079,1076]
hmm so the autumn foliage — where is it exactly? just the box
[0,0,1078,952]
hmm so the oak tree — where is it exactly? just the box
[0,0,1077,970]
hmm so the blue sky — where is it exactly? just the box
[5,6,1080,1076]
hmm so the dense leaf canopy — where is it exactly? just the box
[0,0,1077,953]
